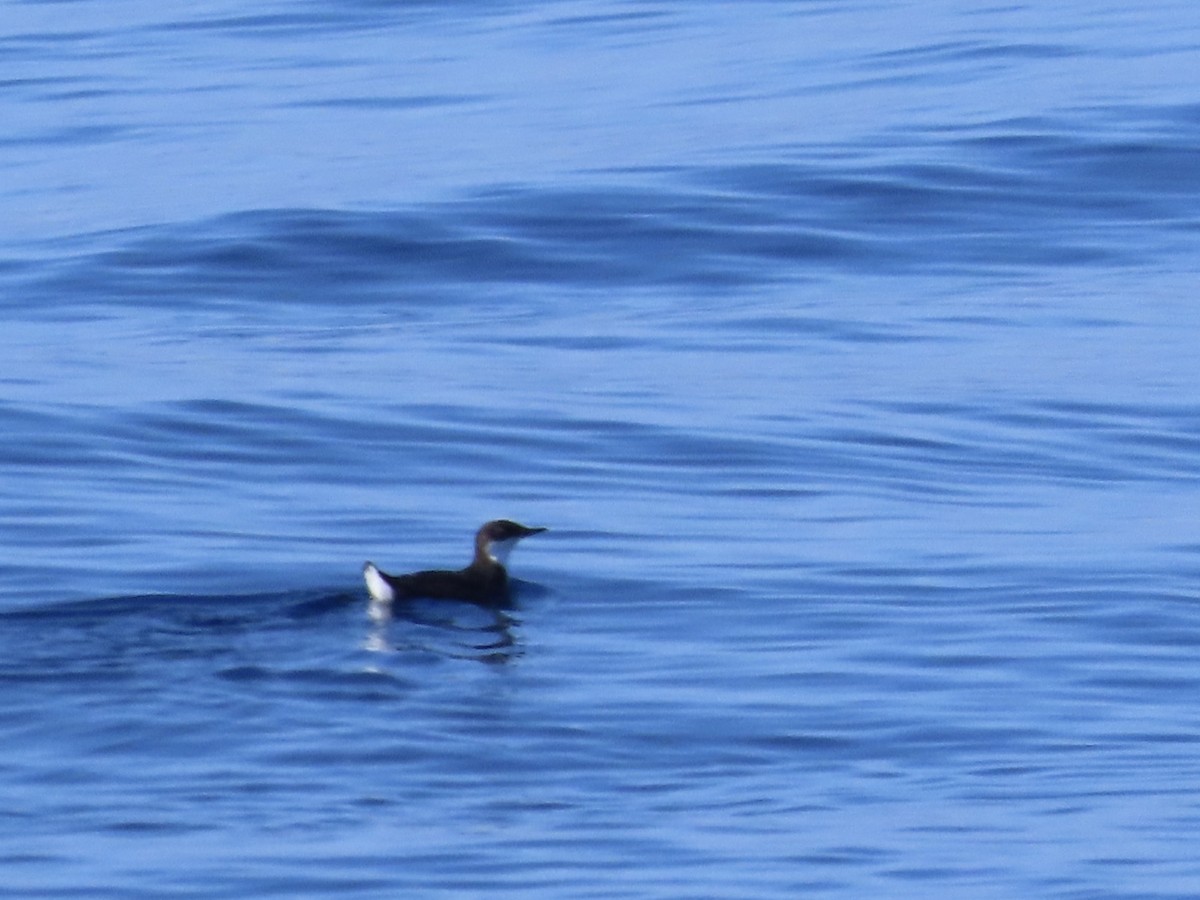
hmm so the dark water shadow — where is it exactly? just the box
[0,582,539,678]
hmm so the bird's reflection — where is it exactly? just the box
[364,598,521,665]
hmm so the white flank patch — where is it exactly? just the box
[363,563,396,604]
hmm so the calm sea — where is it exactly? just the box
[2,1,1200,896]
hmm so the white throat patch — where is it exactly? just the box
[486,537,520,566]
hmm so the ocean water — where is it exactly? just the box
[3,0,1200,896]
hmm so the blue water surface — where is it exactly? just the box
[2,1,1200,896]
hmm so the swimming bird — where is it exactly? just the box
[363,519,547,606]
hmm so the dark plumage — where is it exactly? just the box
[363,519,546,606]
